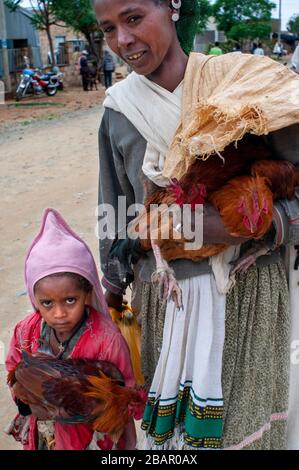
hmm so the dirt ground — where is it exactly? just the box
[0,86,106,132]
[0,88,107,449]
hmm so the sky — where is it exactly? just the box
[272,0,298,30]
[21,0,299,30]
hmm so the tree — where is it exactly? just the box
[213,0,276,41]
[197,0,212,34]
[287,14,299,35]
[53,0,103,61]
[4,0,62,66]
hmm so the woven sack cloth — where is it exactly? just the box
[163,52,299,180]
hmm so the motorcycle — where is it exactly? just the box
[15,68,60,101]
[39,67,64,91]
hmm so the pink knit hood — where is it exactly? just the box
[24,208,109,318]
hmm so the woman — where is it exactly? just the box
[94,0,299,449]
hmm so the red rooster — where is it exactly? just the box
[111,136,299,308]
[8,351,147,445]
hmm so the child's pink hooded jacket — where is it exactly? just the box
[5,208,135,450]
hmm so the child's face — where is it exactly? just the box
[34,275,90,335]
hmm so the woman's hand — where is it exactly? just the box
[105,290,124,312]
[202,204,248,245]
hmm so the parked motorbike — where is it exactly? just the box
[40,67,64,91]
[15,68,61,101]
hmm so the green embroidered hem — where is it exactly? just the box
[141,384,223,449]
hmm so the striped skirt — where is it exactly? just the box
[140,261,290,450]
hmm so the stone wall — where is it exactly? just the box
[39,24,86,66]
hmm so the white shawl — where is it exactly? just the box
[104,72,182,187]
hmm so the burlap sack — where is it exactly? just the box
[163,52,299,180]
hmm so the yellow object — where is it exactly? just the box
[109,305,145,385]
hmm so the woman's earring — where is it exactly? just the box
[171,0,181,22]
[172,0,182,8]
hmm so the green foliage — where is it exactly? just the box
[287,14,299,35]
[197,0,212,34]
[228,21,272,40]
[53,0,100,37]
[213,0,275,40]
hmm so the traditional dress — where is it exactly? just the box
[5,208,135,450]
[98,53,299,449]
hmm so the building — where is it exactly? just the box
[0,1,42,86]
[194,17,226,53]
[38,22,86,67]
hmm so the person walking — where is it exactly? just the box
[291,43,299,73]
[79,50,89,91]
[254,42,265,56]
[102,50,115,89]
[209,41,223,56]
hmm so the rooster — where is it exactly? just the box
[110,135,299,308]
[8,351,147,445]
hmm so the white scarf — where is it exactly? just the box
[104,72,182,187]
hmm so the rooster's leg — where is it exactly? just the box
[230,245,270,275]
[151,242,183,310]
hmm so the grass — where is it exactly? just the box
[10,102,65,108]
[19,113,60,126]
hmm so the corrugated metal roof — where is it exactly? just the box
[4,4,40,46]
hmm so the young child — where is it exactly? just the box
[5,208,136,450]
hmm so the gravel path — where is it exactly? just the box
[0,105,104,449]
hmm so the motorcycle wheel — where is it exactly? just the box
[16,81,31,101]
[46,86,58,97]
[15,89,23,101]
[16,86,27,101]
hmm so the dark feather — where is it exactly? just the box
[108,236,146,285]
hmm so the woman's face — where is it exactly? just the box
[94,0,177,75]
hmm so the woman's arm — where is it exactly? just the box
[98,109,135,302]
[265,124,299,248]
[202,203,248,245]
[203,125,299,247]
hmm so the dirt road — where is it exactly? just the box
[0,105,104,449]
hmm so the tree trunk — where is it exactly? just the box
[45,24,56,66]
[84,32,102,65]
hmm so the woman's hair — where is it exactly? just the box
[34,272,92,294]
[154,0,201,54]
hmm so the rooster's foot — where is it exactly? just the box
[231,246,270,275]
[151,268,183,310]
